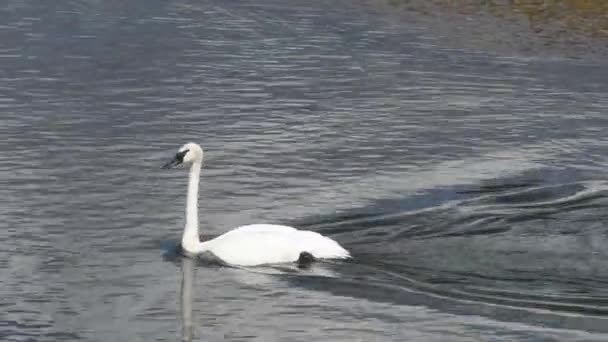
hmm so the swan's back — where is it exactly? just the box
[203,224,350,266]
[219,224,298,237]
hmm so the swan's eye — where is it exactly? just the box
[176,149,189,162]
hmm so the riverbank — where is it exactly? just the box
[371,0,608,61]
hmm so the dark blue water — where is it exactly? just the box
[3,0,608,341]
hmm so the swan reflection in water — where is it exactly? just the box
[180,257,195,342]
[171,241,344,342]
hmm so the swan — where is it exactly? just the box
[161,142,351,267]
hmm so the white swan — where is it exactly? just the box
[162,142,350,266]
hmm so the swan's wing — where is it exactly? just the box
[205,228,349,266]
[292,230,350,260]
[220,224,297,237]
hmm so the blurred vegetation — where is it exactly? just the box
[374,0,608,59]
[512,0,608,36]
[383,0,608,37]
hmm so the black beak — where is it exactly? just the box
[161,156,182,169]
[161,149,189,169]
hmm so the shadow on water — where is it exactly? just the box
[288,172,608,333]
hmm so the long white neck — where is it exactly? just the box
[182,161,203,252]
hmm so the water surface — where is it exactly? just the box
[2,0,608,341]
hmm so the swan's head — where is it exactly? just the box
[162,142,204,169]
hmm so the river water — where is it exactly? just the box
[3,0,608,341]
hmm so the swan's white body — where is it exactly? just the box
[194,224,349,266]
[166,143,350,267]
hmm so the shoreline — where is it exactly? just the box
[370,0,608,62]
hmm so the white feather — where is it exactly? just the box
[201,224,350,266]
